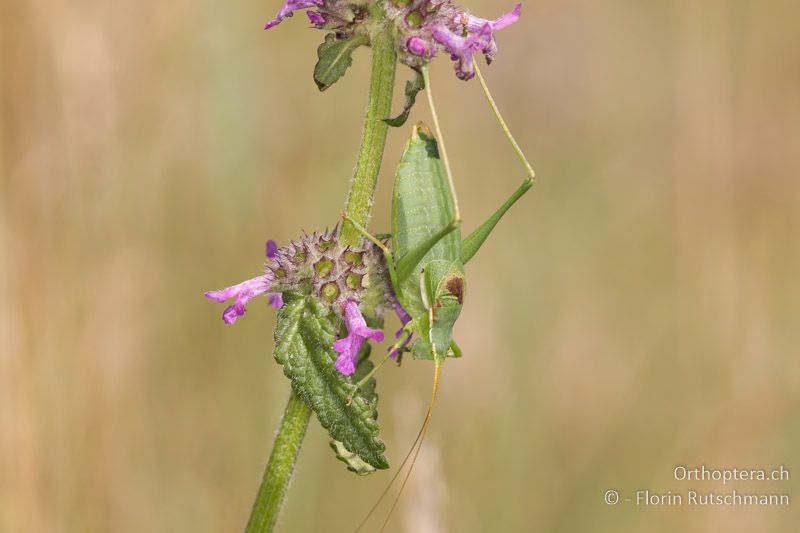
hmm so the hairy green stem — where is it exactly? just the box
[244,17,397,533]
[341,21,398,246]
[245,390,311,533]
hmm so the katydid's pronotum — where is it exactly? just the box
[346,63,536,531]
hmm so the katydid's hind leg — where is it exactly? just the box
[474,63,536,181]
[460,176,532,264]
[342,212,399,292]
[461,63,537,265]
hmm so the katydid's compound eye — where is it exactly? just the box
[445,276,464,304]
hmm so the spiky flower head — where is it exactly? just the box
[265,0,522,81]
[205,228,401,375]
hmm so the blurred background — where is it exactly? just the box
[2,1,799,531]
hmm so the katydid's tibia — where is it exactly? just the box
[348,64,536,532]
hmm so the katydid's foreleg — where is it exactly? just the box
[342,212,399,292]
[460,176,532,264]
[460,63,537,264]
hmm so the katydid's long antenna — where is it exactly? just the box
[380,361,443,532]
[422,66,461,224]
[353,420,427,533]
[474,63,536,180]
[353,361,444,533]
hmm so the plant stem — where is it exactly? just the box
[244,17,397,533]
[341,19,398,246]
[245,390,311,533]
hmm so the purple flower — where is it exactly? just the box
[432,23,487,81]
[266,239,279,259]
[306,10,327,28]
[384,1,523,80]
[389,302,413,359]
[206,230,396,375]
[265,0,323,30]
[407,36,434,58]
[334,300,385,375]
[268,293,284,308]
[264,1,522,81]
[432,3,522,80]
[205,275,272,324]
[464,3,522,34]
[205,239,284,323]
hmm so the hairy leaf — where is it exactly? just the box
[330,345,379,475]
[384,69,425,127]
[314,33,369,91]
[274,293,388,469]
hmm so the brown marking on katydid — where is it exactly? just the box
[445,276,464,304]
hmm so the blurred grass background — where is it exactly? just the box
[2,1,799,532]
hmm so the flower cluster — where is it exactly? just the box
[265,0,371,32]
[205,229,403,375]
[264,0,522,80]
[385,0,522,80]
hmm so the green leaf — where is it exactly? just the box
[274,293,388,469]
[330,440,378,476]
[330,345,379,475]
[314,33,369,91]
[384,69,425,127]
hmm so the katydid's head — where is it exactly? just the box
[412,262,464,360]
[422,260,465,307]
[264,1,522,83]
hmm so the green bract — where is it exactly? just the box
[314,34,370,91]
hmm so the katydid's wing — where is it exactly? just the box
[392,124,461,314]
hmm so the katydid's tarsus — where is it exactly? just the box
[347,64,536,532]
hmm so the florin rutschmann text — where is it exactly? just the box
[603,465,791,507]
